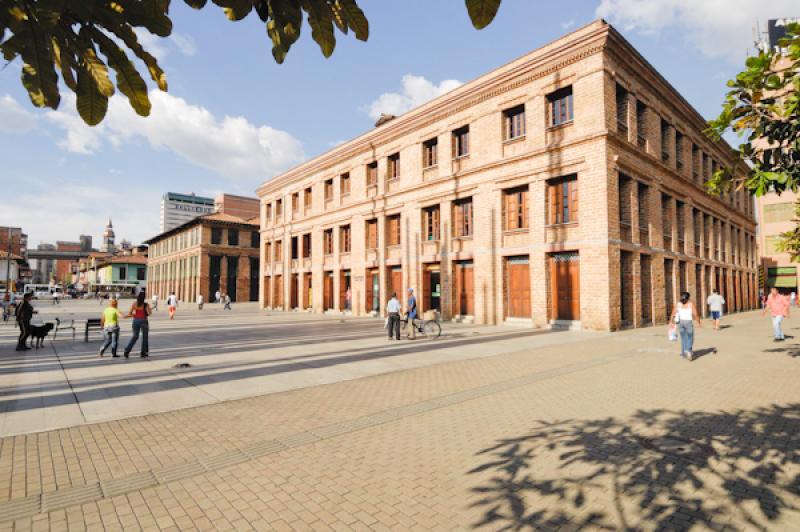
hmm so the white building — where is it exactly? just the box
[0,252,21,291]
[159,192,215,233]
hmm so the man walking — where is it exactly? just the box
[197,294,204,310]
[99,298,122,357]
[763,287,790,342]
[406,287,418,340]
[215,290,221,304]
[706,289,726,331]
[223,293,232,310]
[386,292,401,340]
[15,293,35,351]
[167,292,178,320]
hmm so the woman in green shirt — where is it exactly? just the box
[99,299,123,357]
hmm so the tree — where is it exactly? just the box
[706,22,800,258]
[0,0,502,126]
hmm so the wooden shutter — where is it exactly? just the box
[521,189,528,228]
[569,179,579,222]
[454,202,464,237]
[548,183,558,225]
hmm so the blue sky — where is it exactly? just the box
[0,0,795,246]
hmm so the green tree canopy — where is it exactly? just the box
[0,0,502,126]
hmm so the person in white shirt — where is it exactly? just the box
[791,291,797,307]
[197,294,204,310]
[151,294,158,311]
[671,291,702,361]
[167,292,178,320]
[386,292,401,340]
[706,289,725,331]
[215,290,221,304]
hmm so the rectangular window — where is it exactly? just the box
[324,178,334,202]
[452,125,470,158]
[675,131,684,171]
[228,229,239,246]
[119,266,127,280]
[276,199,282,218]
[453,198,474,237]
[423,205,440,241]
[291,192,299,214]
[660,119,670,162]
[211,227,222,245]
[340,173,350,196]
[367,162,378,187]
[547,86,574,126]
[387,153,400,180]
[692,145,700,180]
[503,104,526,140]
[265,241,272,263]
[251,231,259,248]
[423,137,438,167]
[548,175,579,225]
[616,84,628,136]
[386,215,401,246]
[323,229,333,255]
[274,240,282,262]
[504,186,529,230]
[340,225,351,253]
[304,187,312,213]
[366,219,378,249]
[266,203,272,224]
[302,233,311,258]
[137,267,146,281]
[291,236,299,260]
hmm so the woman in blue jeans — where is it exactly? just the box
[671,291,702,361]
[124,291,151,358]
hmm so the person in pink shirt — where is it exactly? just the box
[762,287,790,341]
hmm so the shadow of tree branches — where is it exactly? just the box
[468,404,800,531]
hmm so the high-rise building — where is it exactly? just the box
[102,219,115,253]
[160,192,215,232]
[33,243,56,284]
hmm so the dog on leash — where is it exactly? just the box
[29,323,54,348]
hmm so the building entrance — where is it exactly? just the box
[505,256,531,319]
[453,260,474,316]
[423,264,441,312]
[550,252,580,321]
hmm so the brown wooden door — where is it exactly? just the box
[550,252,580,320]
[365,269,379,312]
[454,261,474,315]
[273,274,282,309]
[323,272,334,310]
[290,274,298,309]
[389,266,402,299]
[339,271,351,310]
[264,276,271,307]
[505,256,531,318]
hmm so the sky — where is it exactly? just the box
[0,0,796,247]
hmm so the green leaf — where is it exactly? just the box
[93,29,151,116]
[212,0,253,21]
[303,0,335,57]
[51,36,78,91]
[123,0,173,37]
[76,64,109,125]
[16,10,61,109]
[336,0,368,41]
[102,22,168,91]
[81,46,115,97]
[465,0,501,30]
[183,0,208,7]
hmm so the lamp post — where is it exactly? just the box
[4,227,11,296]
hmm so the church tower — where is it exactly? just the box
[103,219,115,252]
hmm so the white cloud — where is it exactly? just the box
[596,0,798,63]
[133,29,197,60]
[561,20,575,30]
[169,33,197,56]
[44,91,305,180]
[366,74,462,121]
[0,94,37,133]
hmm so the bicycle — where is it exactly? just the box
[399,313,441,339]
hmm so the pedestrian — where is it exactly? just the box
[215,290,221,304]
[99,298,122,357]
[760,290,766,309]
[386,291,401,340]
[15,292,35,351]
[706,289,726,331]
[223,293,232,310]
[197,293,204,310]
[167,292,178,320]
[762,287,790,342]
[791,291,797,307]
[52,290,59,305]
[670,291,702,361]
[406,287,418,340]
[345,287,352,311]
[151,293,159,311]
[123,291,151,358]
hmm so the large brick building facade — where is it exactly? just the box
[146,213,260,303]
[256,21,758,331]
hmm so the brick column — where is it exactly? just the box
[531,179,548,327]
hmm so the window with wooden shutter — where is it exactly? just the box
[423,138,438,167]
[265,242,272,264]
[636,101,647,148]
[423,206,440,240]
[302,234,311,258]
[367,162,378,187]
[366,219,378,249]
[323,229,333,255]
[340,225,351,253]
[504,186,528,230]
[275,240,282,261]
[304,187,312,213]
[454,198,473,237]
[276,199,282,218]
[547,86,573,127]
[548,176,578,224]
[452,126,469,158]
[324,179,334,202]
[340,173,350,196]
[615,84,628,135]
[503,105,526,140]
[386,215,401,246]
[388,153,400,180]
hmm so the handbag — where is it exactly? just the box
[668,324,677,341]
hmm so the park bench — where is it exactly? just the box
[84,318,102,342]
[53,317,76,340]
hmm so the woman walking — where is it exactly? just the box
[124,292,151,358]
[671,291,702,361]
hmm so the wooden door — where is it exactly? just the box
[454,261,474,315]
[323,272,334,310]
[389,266,402,299]
[339,271,351,310]
[550,252,580,320]
[303,274,312,309]
[365,269,379,312]
[290,274,298,309]
[273,274,282,309]
[505,256,531,318]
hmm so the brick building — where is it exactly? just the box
[145,213,260,303]
[214,194,260,221]
[256,20,758,331]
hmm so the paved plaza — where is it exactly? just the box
[0,301,798,531]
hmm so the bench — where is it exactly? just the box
[84,318,102,342]
[53,317,76,341]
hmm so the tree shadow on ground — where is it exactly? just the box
[467,404,800,531]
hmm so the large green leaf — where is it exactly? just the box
[16,10,61,109]
[183,0,208,8]
[76,64,109,125]
[465,0,501,29]
[122,0,172,37]
[335,0,367,41]
[93,30,151,116]
[100,20,168,90]
[80,45,115,97]
[303,0,335,57]
[51,36,77,91]
[212,0,253,21]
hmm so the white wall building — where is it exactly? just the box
[159,192,215,233]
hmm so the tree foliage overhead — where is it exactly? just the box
[0,0,502,126]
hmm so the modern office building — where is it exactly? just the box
[159,192,215,233]
[256,20,758,331]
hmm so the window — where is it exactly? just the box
[291,192,299,214]
[340,225,351,253]
[228,229,239,246]
[615,84,628,135]
[423,205,440,241]
[692,145,700,180]
[323,229,333,255]
[660,119,670,162]
[324,178,334,202]
[503,104,526,140]
[386,215,401,246]
[675,131,684,170]
[452,125,469,158]
[137,267,146,281]
[340,173,351,196]
[302,234,311,258]
[251,231,259,248]
[453,198,473,237]
[367,162,378,187]
[274,240,282,262]
[211,227,222,245]
[266,203,272,224]
[304,187,312,213]
[387,153,400,180]
[504,186,529,230]
[265,241,272,263]
[423,137,438,167]
[764,202,794,223]
[276,199,282,218]
[547,86,573,126]
[366,219,378,249]
[291,236,299,260]
[548,175,579,225]
[119,266,127,280]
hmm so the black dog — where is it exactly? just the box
[29,323,54,348]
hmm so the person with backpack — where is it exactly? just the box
[123,291,151,358]
[670,291,702,361]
